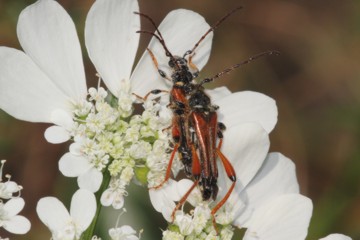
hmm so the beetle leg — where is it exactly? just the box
[171,178,200,222]
[132,89,169,102]
[210,148,236,234]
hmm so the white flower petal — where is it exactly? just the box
[109,226,139,240]
[244,194,312,240]
[118,225,137,235]
[131,9,212,96]
[0,182,20,199]
[50,109,74,129]
[161,199,176,223]
[100,189,114,207]
[59,153,91,177]
[85,0,140,95]
[112,195,125,210]
[0,47,69,122]
[3,215,30,234]
[17,0,86,100]
[216,91,278,133]
[44,125,71,144]
[319,234,352,240]
[205,86,232,103]
[149,189,164,213]
[149,179,179,212]
[36,197,70,231]
[218,123,270,197]
[233,152,300,228]
[4,198,24,217]
[69,142,83,156]
[70,189,96,232]
[176,179,202,207]
[77,168,103,192]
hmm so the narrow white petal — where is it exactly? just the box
[131,9,212,96]
[0,47,69,122]
[319,234,352,240]
[36,197,70,231]
[244,194,312,240]
[233,152,300,228]
[4,198,24,216]
[85,0,140,95]
[44,125,71,144]
[77,168,103,192]
[59,153,91,177]
[218,123,270,198]
[70,189,96,232]
[205,86,232,103]
[3,215,30,234]
[216,91,278,133]
[17,0,86,100]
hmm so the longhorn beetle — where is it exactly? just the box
[134,7,279,232]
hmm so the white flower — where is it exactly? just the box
[89,87,107,102]
[0,0,236,197]
[174,211,194,236]
[319,234,352,240]
[162,230,185,240]
[100,177,127,209]
[109,225,139,240]
[0,160,21,199]
[59,152,104,192]
[0,198,30,234]
[120,166,135,183]
[149,179,183,222]
[220,226,234,240]
[129,141,152,159]
[36,189,96,240]
[192,204,212,234]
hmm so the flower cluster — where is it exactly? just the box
[91,225,140,240]
[0,160,30,235]
[163,202,234,240]
[0,0,354,239]
[57,84,173,207]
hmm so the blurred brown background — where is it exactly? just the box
[0,0,359,239]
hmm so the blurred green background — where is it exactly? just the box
[0,0,359,239]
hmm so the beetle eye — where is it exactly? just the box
[168,60,175,68]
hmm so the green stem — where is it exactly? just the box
[80,171,111,240]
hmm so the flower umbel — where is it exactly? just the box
[0,0,354,239]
